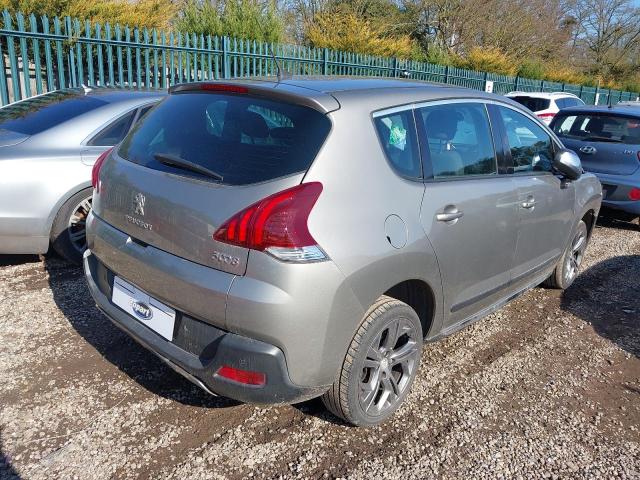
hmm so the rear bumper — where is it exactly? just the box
[84,249,326,404]
[596,173,640,215]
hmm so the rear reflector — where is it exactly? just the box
[629,188,640,201]
[200,83,248,94]
[216,365,266,386]
[91,147,113,193]
[213,182,327,263]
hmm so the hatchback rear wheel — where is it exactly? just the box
[322,295,422,426]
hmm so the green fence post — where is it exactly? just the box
[106,23,114,86]
[323,47,328,75]
[514,76,519,91]
[53,16,65,89]
[444,65,449,84]
[29,13,43,94]
[594,83,599,105]
[222,36,230,79]
[540,80,544,92]
[0,40,9,104]
[42,15,54,91]
[85,19,94,86]
[96,23,104,86]
[393,57,398,77]
[3,10,21,102]
[16,13,31,98]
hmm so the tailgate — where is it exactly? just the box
[93,151,304,275]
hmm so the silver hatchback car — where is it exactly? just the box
[84,78,602,426]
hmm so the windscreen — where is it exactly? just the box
[118,92,332,186]
[0,89,108,135]
[552,113,640,145]
[510,96,551,112]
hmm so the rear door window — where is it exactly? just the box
[373,110,421,179]
[417,102,497,178]
[498,106,555,172]
[119,93,332,186]
[552,113,640,145]
[88,109,137,146]
[510,96,551,112]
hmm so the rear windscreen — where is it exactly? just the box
[118,92,332,186]
[0,89,108,135]
[510,96,551,112]
[552,113,640,145]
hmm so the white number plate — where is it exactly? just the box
[112,276,176,341]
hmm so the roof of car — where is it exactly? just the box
[506,91,579,98]
[173,76,523,113]
[556,104,640,116]
[78,87,165,102]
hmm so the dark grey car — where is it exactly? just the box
[550,105,640,223]
[84,78,602,426]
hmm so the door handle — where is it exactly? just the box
[436,210,464,222]
[521,200,536,209]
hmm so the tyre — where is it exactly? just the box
[50,188,93,265]
[322,295,423,426]
[544,220,588,290]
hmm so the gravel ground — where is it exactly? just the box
[1,219,639,480]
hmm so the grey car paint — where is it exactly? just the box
[85,78,602,394]
[551,105,640,216]
[0,88,165,254]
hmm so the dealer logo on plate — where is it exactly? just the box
[131,300,153,320]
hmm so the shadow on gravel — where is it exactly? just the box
[0,254,41,267]
[596,214,640,232]
[1,433,21,480]
[44,257,239,409]
[561,254,640,359]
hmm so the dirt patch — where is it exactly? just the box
[0,223,639,479]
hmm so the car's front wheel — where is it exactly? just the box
[322,295,423,426]
[50,187,93,264]
[544,219,589,290]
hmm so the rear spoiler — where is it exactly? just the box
[169,81,340,114]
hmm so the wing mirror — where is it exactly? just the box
[553,149,582,180]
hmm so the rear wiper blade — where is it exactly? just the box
[582,136,621,143]
[154,153,223,181]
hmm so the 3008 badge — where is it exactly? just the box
[212,251,240,266]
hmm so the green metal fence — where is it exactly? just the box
[0,9,638,106]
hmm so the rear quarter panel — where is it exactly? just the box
[303,98,445,341]
[0,152,90,246]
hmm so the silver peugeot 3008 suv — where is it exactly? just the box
[84,78,602,426]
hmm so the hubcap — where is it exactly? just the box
[564,229,586,283]
[358,317,420,416]
[67,196,92,253]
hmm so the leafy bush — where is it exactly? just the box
[175,0,283,42]
[0,0,176,28]
[458,47,517,76]
[517,59,545,80]
[305,10,414,58]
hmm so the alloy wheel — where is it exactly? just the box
[564,229,587,283]
[358,317,420,416]
[67,196,92,253]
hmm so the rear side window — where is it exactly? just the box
[552,113,640,145]
[373,110,421,179]
[498,106,555,172]
[0,89,107,135]
[510,96,551,112]
[119,93,331,186]
[88,109,136,146]
[417,103,497,178]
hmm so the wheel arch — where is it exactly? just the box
[45,181,92,240]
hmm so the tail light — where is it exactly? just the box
[216,365,266,386]
[629,187,640,201]
[213,182,327,262]
[536,112,555,123]
[91,147,113,193]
